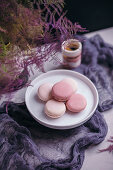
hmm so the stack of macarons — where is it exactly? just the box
[37,78,87,119]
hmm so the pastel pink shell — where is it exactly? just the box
[66,93,87,112]
[45,99,66,118]
[52,81,74,101]
[38,83,53,101]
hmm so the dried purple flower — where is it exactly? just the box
[0,0,86,97]
[99,137,113,153]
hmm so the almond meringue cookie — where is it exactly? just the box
[66,93,87,113]
[52,81,74,101]
[45,99,66,118]
[61,78,77,92]
[38,83,53,102]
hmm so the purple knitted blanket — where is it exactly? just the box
[0,35,113,170]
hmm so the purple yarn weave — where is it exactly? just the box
[0,35,113,170]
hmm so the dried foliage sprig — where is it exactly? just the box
[0,0,85,97]
[99,137,113,153]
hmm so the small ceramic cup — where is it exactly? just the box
[62,39,82,68]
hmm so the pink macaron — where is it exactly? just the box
[38,83,53,102]
[66,93,87,113]
[52,81,75,101]
[45,99,66,118]
[61,78,77,92]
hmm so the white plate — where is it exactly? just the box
[25,70,99,129]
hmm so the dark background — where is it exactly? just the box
[64,0,113,32]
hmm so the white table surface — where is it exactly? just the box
[0,27,113,170]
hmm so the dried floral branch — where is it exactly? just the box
[0,26,7,33]
[99,136,113,153]
[0,0,85,97]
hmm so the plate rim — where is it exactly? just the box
[25,69,99,129]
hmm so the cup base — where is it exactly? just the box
[63,58,81,68]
